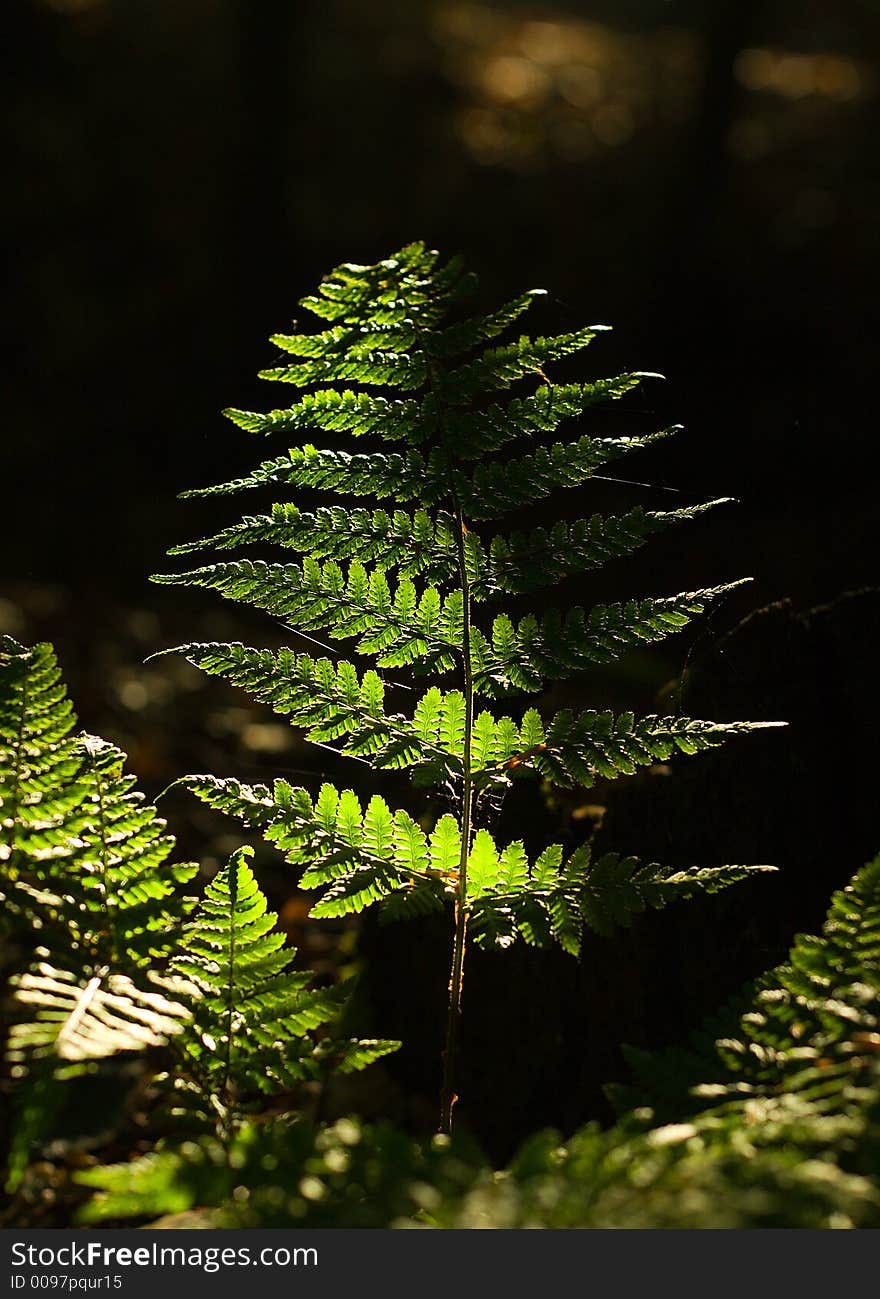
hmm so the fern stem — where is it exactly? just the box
[431,341,476,1133]
[222,857,238,1147]
[90,748,117,964]
[4,677,29,868]
[440,502,474,1135]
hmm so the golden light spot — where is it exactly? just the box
[482,55,551,104]
[241,722,292,753]
[117,679,149,712]
[735,47,869,101]
[516,20,572,66]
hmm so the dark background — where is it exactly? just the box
[3,0,878,1154]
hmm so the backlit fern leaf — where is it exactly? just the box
[617,853,880,1126]
[179,777,771,955]
[26,734,198,973]
[8,963,191,1063]
[467,841,774,955]
[153,242,783,1123]
[1,638,197,968]
[476,500,732,596]
[168,846,397,1130]
[469,583,750,696]
[711,854,880,1101]
[1,636,84,896]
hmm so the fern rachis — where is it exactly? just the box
[154,243,784,1132]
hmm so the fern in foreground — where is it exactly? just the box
[440,852,880,1228]
[166,845,397,1137]
[0,639,394,1192]
[1,635,198,1188]
[0,635,198,974]
[1,634,198,1070]
[154,242,783,1129]
[76,854,880,1229]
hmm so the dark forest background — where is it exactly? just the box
[3,0,878,1155]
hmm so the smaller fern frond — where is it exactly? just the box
[607,851,880,1216]
[34,734,198,973]
[429,290,544,359]
[707,854,880,1102]
[156,644,459,781]
[450,430,677,519]
[180,778,450,919]
[480,709,785,791]
[170,846,398,1118]
[169,503,461,586]
[1,636,84,883]
[224,390,425,443]
[1,639,197,969]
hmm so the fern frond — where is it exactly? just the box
[180,778,770,945]
[430,290,544,358]
[1,639,197,969]
[169,502,462,585]
[8,963,191,1063]
[297,242,476,327]
[170,846,397,1113]
[158,644,456,780]
[165,643,780,795]
[476,708,783,790]
[153,559,462,674]
[441,372,663,459]
[469,842,776,955]
[258,349,428,390]
[0,636,84,882]
[180,777,450,919]
[475,501,732,597]
[154,243,782,1130]
[708,854,880,1101]
[471,582,749,696]
[442,326,609,402]
[178,444,431,504]
[169,482,713,599]
[29,734,198,972]
[452,430,677,519]
[224,389,425,442]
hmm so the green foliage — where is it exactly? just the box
[0,635,198,973]
[0,641,395,1195]
[153,241,781,1124]
[439,854,880,1229]
[1,636,198,1189]
[8,964,190,1065]
[176,773,773,952]
[165,846,397,1133]
[75,1116,481,1228]
[162,642,777,793]
[155,243,777,956]
[1,636,80,882]
[620,852,880,1121]
[73,855,880,1230]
